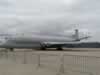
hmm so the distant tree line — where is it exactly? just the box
[65,42,100,48]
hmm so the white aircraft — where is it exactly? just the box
[0,29,90,51]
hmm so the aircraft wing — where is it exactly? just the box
[44,36,91,48]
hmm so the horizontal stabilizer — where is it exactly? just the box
[74,36,91,41]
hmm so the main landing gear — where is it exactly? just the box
[9,48,14,51]
[40,47,46,50]
[56,47,63,50]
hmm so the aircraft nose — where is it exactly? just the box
[0,38,7,45]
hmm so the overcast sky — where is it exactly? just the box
[0,0,100,42]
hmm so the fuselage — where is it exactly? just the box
[0,32,76,48]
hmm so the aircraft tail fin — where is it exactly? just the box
[74,29,91,41]
[74,29,80,41]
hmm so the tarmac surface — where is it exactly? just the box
[0,48,100,75]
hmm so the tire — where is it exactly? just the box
[56,47,63,50]
[40,47,46,50]
[9,48,14,51]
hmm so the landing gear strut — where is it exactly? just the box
[40,43,47,50]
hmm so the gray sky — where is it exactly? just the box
[0,0,100,42]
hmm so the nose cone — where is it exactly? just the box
[0,38,6,45]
